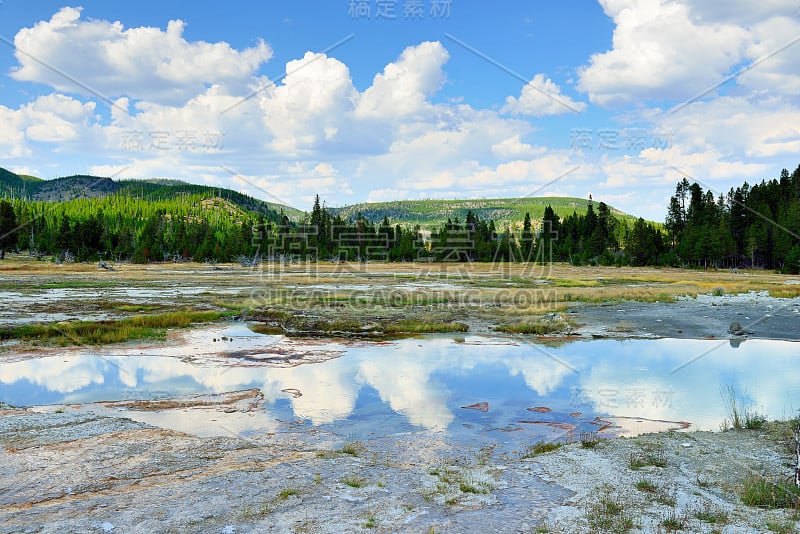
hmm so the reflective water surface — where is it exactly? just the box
[2,324,798,447]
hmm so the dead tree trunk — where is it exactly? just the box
[795,418,800,489]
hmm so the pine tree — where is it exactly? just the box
[0,200,17,259]
[520,212,533,261]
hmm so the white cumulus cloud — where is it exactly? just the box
[502,74,587,116]
[356,41,449,119]
[11,7,272,105]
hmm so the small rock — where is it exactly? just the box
[728,322,745,336]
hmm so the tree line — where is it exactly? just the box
[665,165,800,272]
[0,164,797,272]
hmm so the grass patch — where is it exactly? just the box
[745,412,768,429]
[769,287,800,298]
[661,511,686,531]
[339,441,366,456]
[693,505,729,525]
[765,519,798,533]
[494,313,571,335]
[427,463,493,500]
[0,310,232,346]
[634,478,657,493]
[629,450,667,470]
[277,487,300,500]
[342,476,367,489]
[580,437,601,449]
[521,441,562,458]
[586,486,634,533]
[459,481,480,494]
[740,474,800,508]
[383,320,468,334]
[247,310,468,338]
[721,384,767,430]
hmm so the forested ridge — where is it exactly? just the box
[0,165,798,273]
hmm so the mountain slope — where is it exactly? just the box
[0,168,648,229]
[329,197,643,229]
[0,168,301,222]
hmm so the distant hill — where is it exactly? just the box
[329,197,644,229]
[0,168,43,197]
[0,167,303,221]
[0,167,647,229]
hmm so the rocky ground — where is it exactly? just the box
[536,428,799,533]
[1,404,798,533]
[570,291,800,341]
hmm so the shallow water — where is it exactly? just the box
[0,286,246,326]
[1,324,798,449]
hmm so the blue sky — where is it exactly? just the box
[1,1,798,220]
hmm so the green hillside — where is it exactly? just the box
[329,197,643,229]
[114,179,303,220]
[0,167,649,231]
[0,167,302,221]
[0,168,41,197]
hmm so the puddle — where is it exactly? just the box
[1,329,798,451]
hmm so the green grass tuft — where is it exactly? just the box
[587,486,634,533]
[693,505,728,525]
[629,450,667,470]
[342,476,367,488]
[634,478,657,493]
[277,487,300,500]
[383,320,469,334]
[661,511,686,531]
[0,310,232,346]
[338,441,365,456]
[521,441,562,458]
[765,519,797,533]
[459,481,480,494]
[740,474,800,508]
